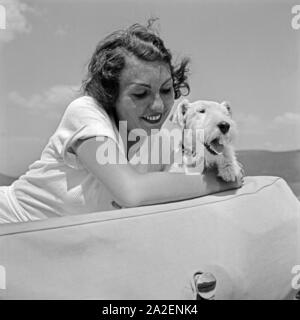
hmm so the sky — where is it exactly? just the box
[0,0,299,176]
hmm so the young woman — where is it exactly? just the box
[0,23,243,224]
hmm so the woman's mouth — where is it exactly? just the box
[141,113,163,124]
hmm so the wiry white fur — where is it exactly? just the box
[169,99,243,181]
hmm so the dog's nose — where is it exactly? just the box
[218,121,230,134]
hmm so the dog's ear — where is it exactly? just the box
[170,99,189,127]
[221,101,232,116]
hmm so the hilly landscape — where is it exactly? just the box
[237,149,300,200]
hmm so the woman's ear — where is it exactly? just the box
[170,99,190,127]
[221,101,232,116]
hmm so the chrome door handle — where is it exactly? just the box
[193,271,217,300]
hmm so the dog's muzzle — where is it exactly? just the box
[204,138,224,156]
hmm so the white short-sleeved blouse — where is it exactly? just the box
[6,96,126,222]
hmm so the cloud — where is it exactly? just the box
[0,0,37,43]
[273,112,300,126]
[3,84,80,175]
[54,25,69,37]
[0,135,46,176]
[235,111,300,151]
[8,84,80,118]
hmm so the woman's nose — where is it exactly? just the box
[150,94,164,113]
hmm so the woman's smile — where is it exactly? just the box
[142,113,162,123]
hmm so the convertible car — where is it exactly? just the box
[0,175,299,299]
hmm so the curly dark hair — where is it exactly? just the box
[81,22,190,121]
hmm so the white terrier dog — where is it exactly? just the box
[168,99,243,182]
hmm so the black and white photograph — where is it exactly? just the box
[0,0,300,303]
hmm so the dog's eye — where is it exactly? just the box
[198,109,205,113]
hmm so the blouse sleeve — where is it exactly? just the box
[52,96,123,169]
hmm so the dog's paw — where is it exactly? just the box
[218,165,237,182]
[218,161,243,182]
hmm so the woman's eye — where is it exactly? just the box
[133,92,147,98]
[198,109,205,113]
[161,88,172,95]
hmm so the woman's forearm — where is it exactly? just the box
[76,137,242,208]
[130,169,241,207]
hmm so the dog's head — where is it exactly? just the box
[171,99,237,156]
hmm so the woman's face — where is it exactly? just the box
[115,55,175,136]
